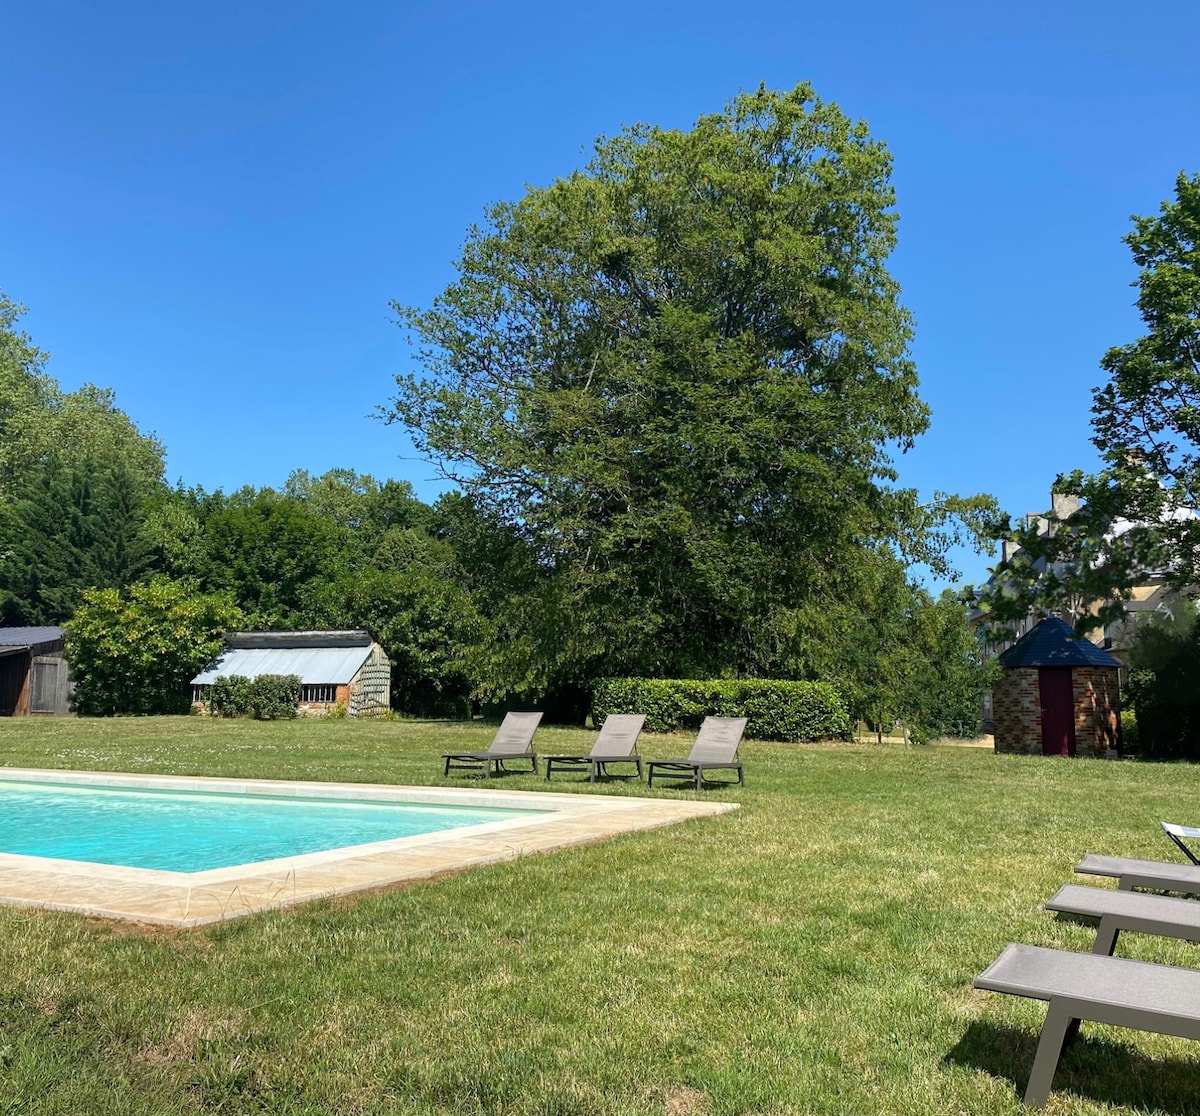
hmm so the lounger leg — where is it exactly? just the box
[1093,916,1120,957]
[1024,999,1076,1108]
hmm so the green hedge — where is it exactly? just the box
[592,678,851,742]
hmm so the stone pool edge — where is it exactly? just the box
[0,768,739,927]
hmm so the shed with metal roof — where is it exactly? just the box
[992,617,1121,757]
[192,631,390,717]
[0,626,73,716]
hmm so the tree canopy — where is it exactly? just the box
[385,83,990,695]
[0,296,165,625]
[0,294,164,501]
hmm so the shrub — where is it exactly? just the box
[248,674,301,721]
[65,577,242,716]
[1119,709,1138,756]
[208,675,254,718]
[591,678,850,741]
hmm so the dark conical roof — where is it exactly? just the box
[998,616,1120,668]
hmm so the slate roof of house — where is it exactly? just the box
[192,631,379,686]
[998,616,1120,668]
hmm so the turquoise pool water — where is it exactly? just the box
[0,781,544,872]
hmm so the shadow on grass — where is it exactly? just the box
[946,1020,1200,1113]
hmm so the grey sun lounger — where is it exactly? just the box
[1075,852,1200,895]
[646,716,746,790]
[544,713,645,782]
[1046,882,1200,956]
[974,942,1200,1107]
[442,711,542,778]
[1162,821,1200,865]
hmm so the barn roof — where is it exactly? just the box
[0,627,65,654]
[192,631,379,686]
[998,616,1120,668]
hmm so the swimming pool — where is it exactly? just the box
[0,769,737,926]
[0,779,544,871]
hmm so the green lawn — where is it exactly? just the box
[1,716,1199,1115]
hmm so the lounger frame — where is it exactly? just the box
[544,713,646,783]
[1075,852,1200,895]
[975,943,1200,1107]
[646,716,747,790]
[1046,881,1200,956]
[442,712,542,778]
[1162,821,1200,865]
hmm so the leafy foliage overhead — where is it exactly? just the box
[385,83,992,688]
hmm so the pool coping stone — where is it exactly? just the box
[0,768,738,927]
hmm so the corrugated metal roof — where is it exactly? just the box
[0,626,64,647]
[193,645,373,685]
[998,616,1120,668]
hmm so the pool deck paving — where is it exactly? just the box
[0,768,738,927]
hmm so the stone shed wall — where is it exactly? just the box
[992,668,1041,755]
[1072,665,1121,757]
[992,665,1121,756]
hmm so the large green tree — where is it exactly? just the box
[194,489,349,628]
[0,455,154,624]
[385,84,989,694]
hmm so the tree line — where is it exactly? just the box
[1,85,1001,736]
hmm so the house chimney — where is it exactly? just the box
[1002,540,1020,563]
[1051,493,1080,520]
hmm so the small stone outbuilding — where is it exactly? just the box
[992,616,1121,757]
[192,630,391,717]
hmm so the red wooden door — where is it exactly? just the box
[1038,668,1077,757]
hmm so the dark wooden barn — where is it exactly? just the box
[0,627,73,716]
[992,616,1121,757]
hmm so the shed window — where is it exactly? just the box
[192,684,210,704]
[300,684,337,703]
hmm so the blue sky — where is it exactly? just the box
[4,1,1199,589]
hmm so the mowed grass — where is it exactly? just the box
[2,719,1200,1114]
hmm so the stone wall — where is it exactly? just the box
[993,668,1042,754]
[1072,665,1122,757]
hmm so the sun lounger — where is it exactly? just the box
[543,713,645,782]
[646,716,746,790]
[442,712,542,778]
[1046,882,1200,956]
[1075,852,1200,895]
[974,942,1200,1107]
[1162,821,1200,864]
